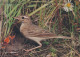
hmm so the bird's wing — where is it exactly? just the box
[33,33,57,37]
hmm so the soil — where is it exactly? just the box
[0,25,80,57]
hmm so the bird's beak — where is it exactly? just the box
[13,17,20,20]
[13,17,22,23]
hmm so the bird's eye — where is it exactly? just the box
[22,17,24,19]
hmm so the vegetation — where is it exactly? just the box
[0,0,80,57]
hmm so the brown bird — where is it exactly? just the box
[14,15,72,52]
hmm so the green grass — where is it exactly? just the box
[0,0,80,56]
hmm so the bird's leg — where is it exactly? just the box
[23,41,42,52]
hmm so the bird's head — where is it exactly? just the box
[14,15,32,23]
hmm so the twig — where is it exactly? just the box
[65,42,80,57]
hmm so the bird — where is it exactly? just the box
[14,15,73,52]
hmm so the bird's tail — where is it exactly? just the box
[41,35,73,40]
[29,35,73,41]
